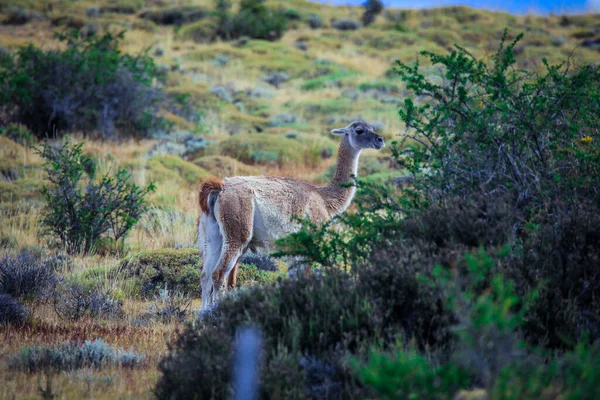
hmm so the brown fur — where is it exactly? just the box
[198,122,385,311]
[198,178,224,214]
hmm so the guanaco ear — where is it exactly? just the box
[331,125,351,135]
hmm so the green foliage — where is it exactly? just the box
[37,138,154,254]
[0,30,166,139]
[267,29,600,399]
[395,29,600,208]
[236,263,282,287]
[361,0,384,26]
[0,124,33,146]
[491,341,600,400]
[214,0,287,41]
[277,31,600,349]
[353,346,469,400]
[119,248,201,298]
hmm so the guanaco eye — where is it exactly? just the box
[356,128,364,135]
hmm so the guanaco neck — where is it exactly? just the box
[318,135,361,217]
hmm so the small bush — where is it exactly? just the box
[37,138,154,254]
[50,14,85,29]
[0,124,33,146]
[0,293,29,325]
[119,248,201,297]
[139,6,207,25]
[0,252,57,300]
[53,281,123,321]
[3,7,44,25]
[332,19,361,31]
[0,31,166,139]
[236,263,281,287]
[140,285,191,323]
[307,14,322,29]
[283,8,302,21]
[215,0,287,41]
[178,18,218,43]
[8,339,145,373]
[239,253,278,272]
[361,0,384,27]
[354,347,469,400]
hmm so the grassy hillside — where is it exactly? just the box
[0,1,599,399]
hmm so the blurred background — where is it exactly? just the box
[316,0,600,14]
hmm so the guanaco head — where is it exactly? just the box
[331,121,385,150]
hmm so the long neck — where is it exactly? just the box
[319,135,361,217]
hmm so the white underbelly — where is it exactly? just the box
[252,198,301,246]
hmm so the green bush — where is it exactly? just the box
[139,6,208,25]
[277,30,600,349]
[214,0,287,41]
[353,347,469,400]
[395,30,600,208]
[37,138,154,254]
[0,31,166,139]
[119,248,201,298]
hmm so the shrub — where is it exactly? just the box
[119,248,201,297]
[277,30,600,350]
[37,138,154,254]
[509,202,600,348]
[0,293,29,325]
[157,254,449,399]
[332,19,361,31]
[353,347,469,400]
[53,281,123,321]
[0,124,33,146]
[239,253,278,272]
[392,30,600,348]
[178,18,218,43]
[361,0,384,27]
[307,14,322,29]
[3,6,44,25]
[0,30,166,139]
[157,272,378,399]
[215,0,287,41]
[395,30,600,208]
[0,252,57,300]
[283,8,302,21]
[139,6,208,25]
[8,339,145,373]
[140,285,192,323]
[236,263,281,287]
[50,14,85,29]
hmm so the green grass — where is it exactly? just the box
[147,155,213,186]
